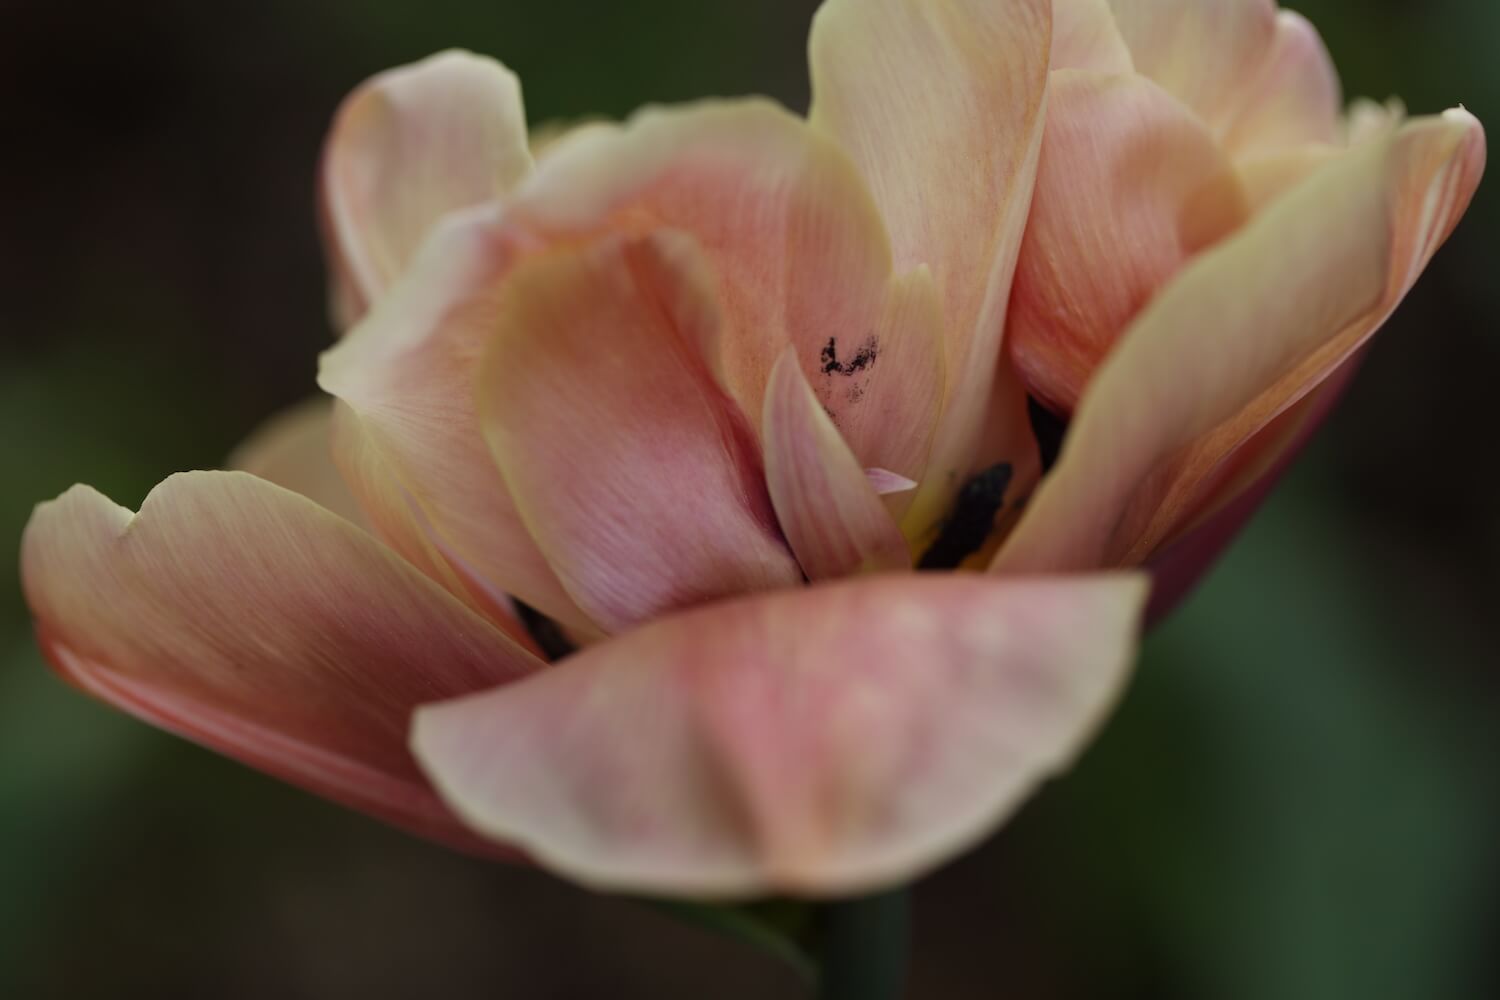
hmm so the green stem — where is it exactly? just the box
[816,888,911,1000]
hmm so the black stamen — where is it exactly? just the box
[917,463,1014,570]
[1028,395,1068,476]
[820,336,880,376]
[514,601,578,661]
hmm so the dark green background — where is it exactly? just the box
[2,2,1495,996]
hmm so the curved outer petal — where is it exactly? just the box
[1009,70,1249,414]
[1052,0,1134,74]
[762,350,911,580]
[808,0,1051,539]
[1106,0,1278,135]
[1221,10,1343,159]
[995,110,1486,575]
[320,207,591,636]
[227,395,368,528]
[413,573,1149,898]
[321,51,534,329]
[21,472,546,854]
[511,100,945,487]
[479,231,801,635]
[1143,353,1361,623]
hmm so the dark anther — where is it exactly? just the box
[917,463,1014,570]
[1027,395,1068,476]
[514,601,578,661]
[820,336,880,376]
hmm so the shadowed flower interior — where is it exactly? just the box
[19,0,1482,898]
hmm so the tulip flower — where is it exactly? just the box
[19,0,1481,944]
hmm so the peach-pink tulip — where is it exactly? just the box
[20,0,1481,899]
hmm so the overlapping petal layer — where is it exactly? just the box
[512,101,946,485]
[320,208,591,634]
[413,573,1147,897]
[1009,70,1249,413]
[479,232,801,634]
[21,472,545,851]
[322,99,945,635]
[995,110,1485,574]
[1221,10,1342,158]
[1106,0,1278,134]
[809,0,1051,538]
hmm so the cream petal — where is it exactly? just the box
[1221,10,1343,159]
[1143,354,1361,622]
[808,0,1051,539]
[413,572,1148,897]
[321,51,533,329]
[1106,0,1278,134]
[763,350,911,581]
[479,232,802,634]
[1053,0,1134,73]
[1009,70,1249,414]
[21,472,545,853]
[1236,143,1344,213]
[227,396,368,528]
[995,110,1485,574]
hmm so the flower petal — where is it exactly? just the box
[21,472,545,853]
[1236,143,1344,213]
[1053,0,1134,73]
[1106,0,1278,134]
[413,572,1148,897]
[511,101,946,487]
[1143,354,1361,623]
[995,110,1485,574]
[808,0,1051,537]
[1009,70,1249,414]
[1221,10,1343,158]
[227,396,367,528]
[320,206,591,636]
[763,350,911,581]
[479,231,802,634]
[321,51,533,329]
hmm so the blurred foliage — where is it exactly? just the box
[1,0,1496,997]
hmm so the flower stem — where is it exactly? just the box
[816,887,911,1000]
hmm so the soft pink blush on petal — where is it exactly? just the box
[21,472,545,855]
[510,101,945,488]
[1009,70,1249,415]
[762,349,911,580]
[1221,10,1343,159]
[413,573,1149,898]
[321,50,534,330]
[479,232,802,634]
